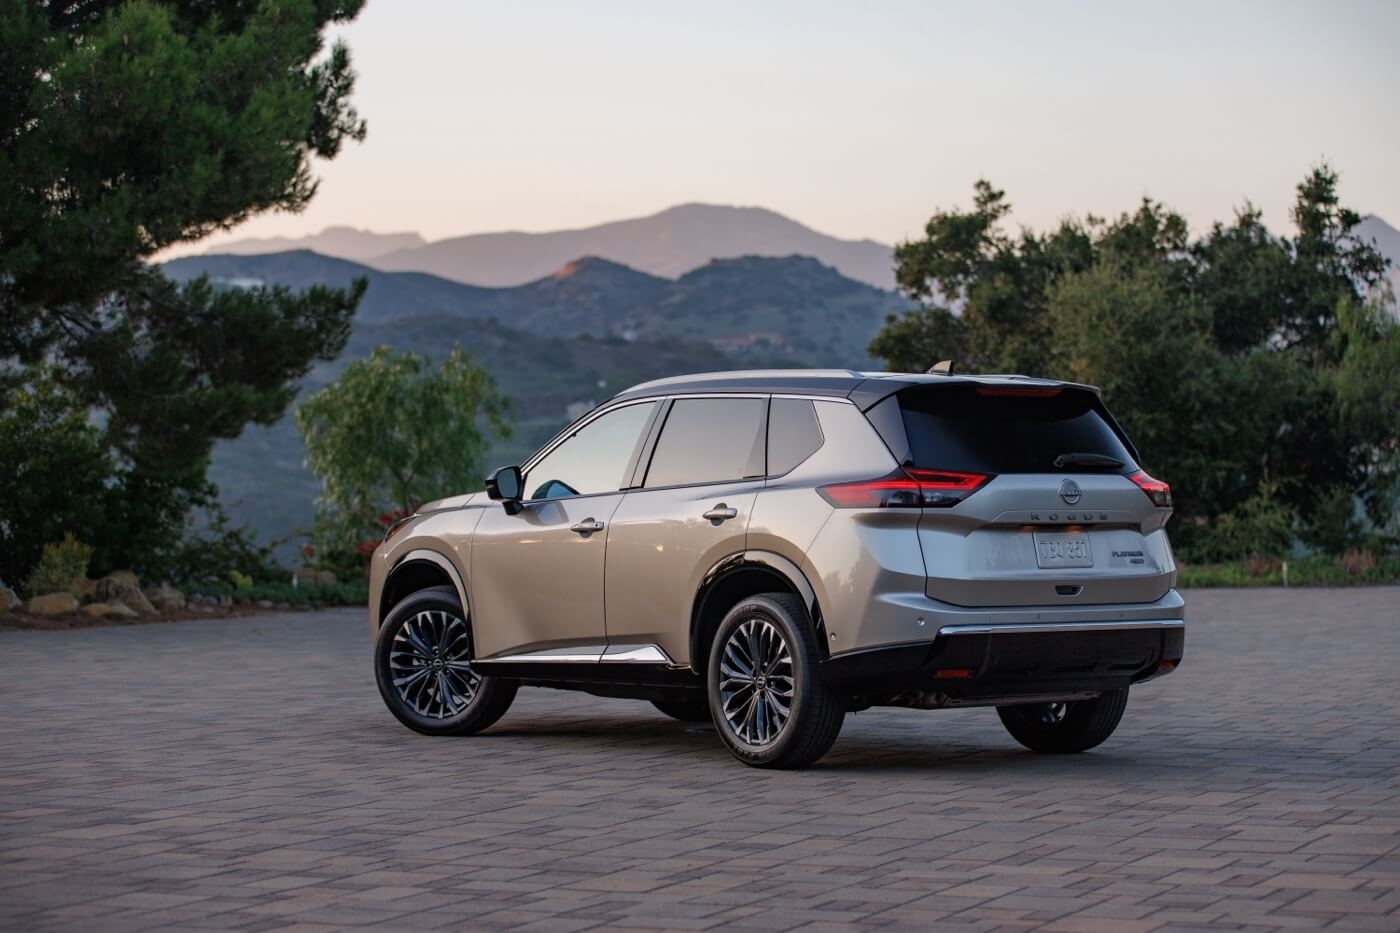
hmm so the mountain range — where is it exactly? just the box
[203,203,898,289]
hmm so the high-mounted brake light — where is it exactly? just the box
[1128,471,1172,508]
[975,386,1063,398]
[818,468,990,509]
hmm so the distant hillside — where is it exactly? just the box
[206,226,425,262]
[164,250,908,366]
[211,204,896,289]
[1356,215,1400,299]
[163,249,906,553]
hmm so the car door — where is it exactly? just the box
[603,395,768,666]
[470,400,660,660]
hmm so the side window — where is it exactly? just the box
[767,398,824,475]
[525,401,657,500]
[644,397,766,488]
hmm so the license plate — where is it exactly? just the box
[1033,533,1093,569]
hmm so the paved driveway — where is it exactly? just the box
[1,588,1398,932]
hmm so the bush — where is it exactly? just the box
[1179,553,1400,587]
[161,507,286,587]
[1208,487,1294,561]
[1299,485,1367,556]
[24,534,93,597]
[185,579,369,608]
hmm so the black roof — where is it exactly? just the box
[610,369,1094,410]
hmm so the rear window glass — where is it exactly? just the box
[767,398,823,475]
[897,385,1135,474]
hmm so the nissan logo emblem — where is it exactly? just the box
[1059,479,1082,505]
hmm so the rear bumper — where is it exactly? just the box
[821,618,1185,701]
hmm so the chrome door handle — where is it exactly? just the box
[570,519,604,536]
[702,504,738,524]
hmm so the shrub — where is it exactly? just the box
[24,534,93,597]
[1300,485,1367,556]
[1211,487,1294,561]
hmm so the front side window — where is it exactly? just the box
[644,397,766,488]
[525,401,657,500]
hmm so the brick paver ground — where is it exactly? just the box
[1,587,1398,932]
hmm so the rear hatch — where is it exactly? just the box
[873,381,1174,608]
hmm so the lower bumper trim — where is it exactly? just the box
[822,619,1185,699]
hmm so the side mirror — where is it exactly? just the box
[485,465,523,514]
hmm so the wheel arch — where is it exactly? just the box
[689,550,825,669]
[379,548,469,630]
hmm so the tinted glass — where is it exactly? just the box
[645,398,766,488]
[767,398,824,475]
[525,401,657,499]
[898,386,1135,474]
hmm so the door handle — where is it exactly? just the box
[570,518,604,536]
[702,504,739,525]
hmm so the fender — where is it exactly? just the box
[383,547,470,625]
[691,549,823,665]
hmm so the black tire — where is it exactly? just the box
[996,689,1129,753]
[374,585,517,736]
[651,697,711,722]
[707,593,845,769]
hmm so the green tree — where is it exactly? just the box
[869,167,1397,558]
[297,347,511,574]
[0,372,112,585]
[1,0,368,579]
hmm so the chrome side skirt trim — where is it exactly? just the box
[484,643,673,664]
[938,619,1185,637]
[602,644,672,663]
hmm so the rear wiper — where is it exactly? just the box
[1053,452,1124,470]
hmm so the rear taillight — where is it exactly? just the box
[818,468,990,509]
[1129,470,1172,508]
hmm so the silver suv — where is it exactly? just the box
[369,370,1184,768]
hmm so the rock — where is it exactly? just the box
[26,593,79,615]
[295,568,338,589]
[81,602,114,617]
[256,599,273,609]
[95,574,156,614]
[78,578,97,605]
[145,584,186,613]
[0,581,19,611]
[105,601,139,618]
[107,570,140,590]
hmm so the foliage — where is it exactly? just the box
[159,506,286,587]
[185,579,369,608]
[0,0,367,581]
[0,372,113,584]
[1209,488,1296,563]
[297,347,511,573]
[24,534,94,598]
[871,166,1398,559]
[1178,553,1400,588]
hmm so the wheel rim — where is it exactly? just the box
[718,617,794,747]
[388,609,480,719]
[1035,702,1069,725]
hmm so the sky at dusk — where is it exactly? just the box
[183,0,1399,254]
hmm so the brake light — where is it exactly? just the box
[1128,471,1172,508]
[818,468,990,509]
[975,386,1062,398]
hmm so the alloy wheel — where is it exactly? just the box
[388,609,480,719]
[718,617,795,746]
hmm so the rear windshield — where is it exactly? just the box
[895,385,1136,474]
